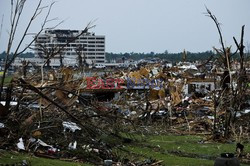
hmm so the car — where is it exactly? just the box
[94,63,106,68]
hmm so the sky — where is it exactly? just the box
[0,0,250,53]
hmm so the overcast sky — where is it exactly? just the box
[0,0,249,53]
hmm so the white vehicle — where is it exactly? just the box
[94,63,106,68]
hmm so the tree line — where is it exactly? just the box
[106,50,215,62]
[0,51,34,60]
[0,50,247,63]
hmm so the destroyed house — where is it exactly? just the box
[183,78,215,95]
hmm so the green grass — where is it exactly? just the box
[1,135,250,165]
[146,135,232,156]
[4,76,13,84]
[0,151,91,166]
[1,75,13,85]
[118,134,250,166]
[126,146,213,166]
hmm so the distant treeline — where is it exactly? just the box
[106,51,215,62]
[0,52,35,60]
[0,50,247,62]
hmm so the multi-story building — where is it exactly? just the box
[34,29,105,66]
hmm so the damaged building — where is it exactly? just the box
[34,29,106,66]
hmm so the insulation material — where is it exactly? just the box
[128,71,141,84]
[158,89,165,99]
[149,89,159,100]
[61,67,74,81]
[139,67,149,77]
[32,131,42,138]
[155,72,166,79]
[149,89,165,100]
[171,91,182,106]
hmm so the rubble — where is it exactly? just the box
[17,138,25,151]
[62,121,81,132]
[0,123,4,128]
[0,1,249,164]
[0,57,249,165]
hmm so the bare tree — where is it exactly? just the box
[0,0,57,100]
[74,44,87,71]
[231,26,248,122]
[59,53,64,67]
[206,8,248,139]
[34,42,63,68]
[182,49,187,62]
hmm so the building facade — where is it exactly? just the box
[34,29,105,66]
[183,78,215,96]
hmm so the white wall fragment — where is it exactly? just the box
[17,138,25,150]
[0,123,4,128]
[68,141,77,150]
[62,121,81,132]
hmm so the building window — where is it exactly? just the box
[96,53,104,55]
[96,60,104,63]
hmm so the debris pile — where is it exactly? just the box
[0,58,249,164]
[0,67,135,165]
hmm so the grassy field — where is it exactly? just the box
[116,134,250,166]
[0,151,90,166]
[1,135,249,165]
[0,75,13,85]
